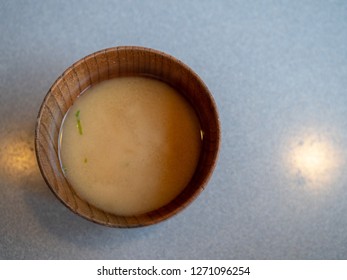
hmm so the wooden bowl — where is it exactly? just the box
[35,46,220,227]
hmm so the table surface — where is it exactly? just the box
[1,0,347,260]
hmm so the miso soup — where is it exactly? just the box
[59,76,202,216]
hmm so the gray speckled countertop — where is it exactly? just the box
[1,0,347,259]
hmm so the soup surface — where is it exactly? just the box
[59,76,202,215]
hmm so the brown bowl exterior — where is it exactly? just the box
[35,46,220,227]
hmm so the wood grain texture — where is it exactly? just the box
[35,46,220,227]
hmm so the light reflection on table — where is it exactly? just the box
[282,126,344,192]
[0,133,37,183]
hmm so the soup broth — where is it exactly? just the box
[59,76,202,216]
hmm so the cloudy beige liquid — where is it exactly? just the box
[59,77,202,216]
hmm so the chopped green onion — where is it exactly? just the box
[75,110,83,135]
